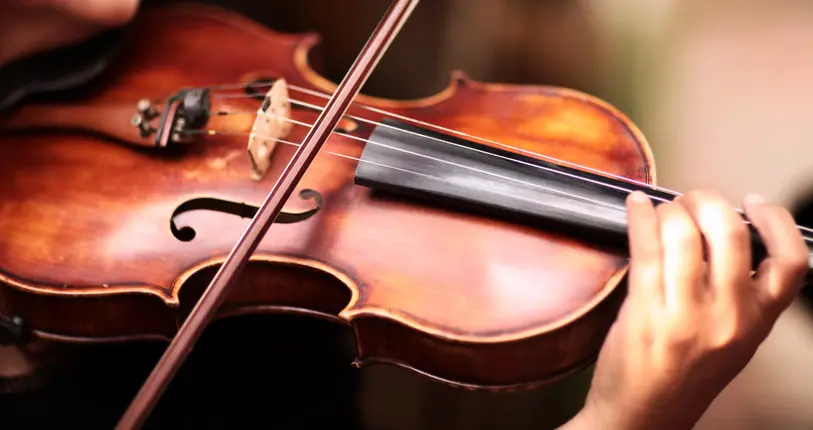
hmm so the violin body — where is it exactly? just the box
[0,3,655,389]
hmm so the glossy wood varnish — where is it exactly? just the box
[0,3,655,389]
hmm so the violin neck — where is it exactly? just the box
[354,118,813,281]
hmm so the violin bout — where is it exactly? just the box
[0,2,654,390]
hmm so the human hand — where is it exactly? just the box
[568,190,809,429]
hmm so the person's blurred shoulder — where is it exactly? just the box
[0,1,139,112]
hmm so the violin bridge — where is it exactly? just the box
[247,78,293,181]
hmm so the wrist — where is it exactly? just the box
[560,393,661,430]
[564,391,710,430]
[558,399,617,430]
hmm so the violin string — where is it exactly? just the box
[217,102,666,205]
[186,129,619,219]
[295,84,685,196]
[212,91,694,218]
[219,81,812,232]
[213,101,813,235]
[192,125,627,212]
[211,81,681,196]
[190,120,813,238]
[177,81,813,233]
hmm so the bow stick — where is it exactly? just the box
[114,1,420,427]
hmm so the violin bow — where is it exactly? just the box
[114,0,419,428]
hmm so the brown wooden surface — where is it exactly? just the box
[0,2,655,389]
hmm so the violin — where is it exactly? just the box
[1,1,811,427]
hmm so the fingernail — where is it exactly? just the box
[628,191,649,203]
[744,193,766,205]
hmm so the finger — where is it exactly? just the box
[656,202,705,311]
[677,190,752,300]
[626,191,664,306]
[743,194,808,310]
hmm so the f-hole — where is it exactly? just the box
[170,189,324,241]
[243,77,359,134]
